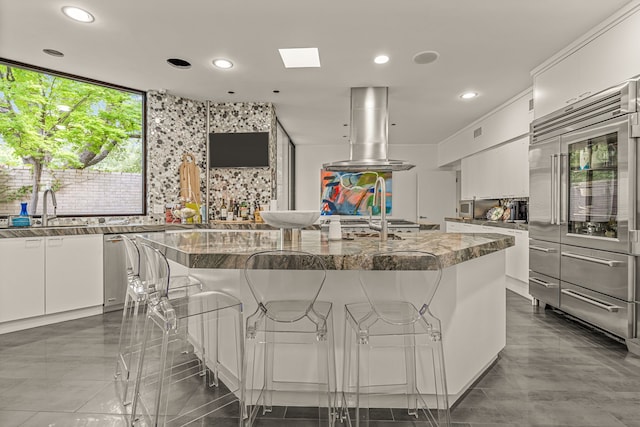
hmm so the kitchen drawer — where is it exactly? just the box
[529,239,560,279]
[529,272,560,307]
[560,245,631,301]
[560,282,634,339]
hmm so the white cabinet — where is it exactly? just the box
[45,235,103,315]
[0,237,45,322]
[438,89,532,167]
[533,5,640,118]
[446,222,529,284]
[461,136,529,200]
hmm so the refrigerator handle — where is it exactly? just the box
[550,154,557,225]
[558,153,566,225]
[629,114,639,254]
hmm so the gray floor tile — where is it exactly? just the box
[0,379,110,412]
[0,290,638,426]
[17,412,129,427]
[0,410,36,427]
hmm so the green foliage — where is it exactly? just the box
[0,64,143,173]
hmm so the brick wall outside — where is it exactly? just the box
[0,167,143,216]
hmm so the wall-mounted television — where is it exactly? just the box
[208,132,270,168]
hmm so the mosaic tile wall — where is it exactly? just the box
[146,94,277,221]
[146,91,207,220]
[207,102,277,213]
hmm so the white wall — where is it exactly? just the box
[295,144,456,229]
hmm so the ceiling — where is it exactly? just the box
[0,0,632,147]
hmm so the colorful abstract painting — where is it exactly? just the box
[320,170,392,216]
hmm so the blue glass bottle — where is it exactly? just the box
[20,202,28,216]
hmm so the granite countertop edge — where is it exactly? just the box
[136,230,514,271]
[0,221,441,238]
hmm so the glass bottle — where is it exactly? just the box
[220,199,228,221]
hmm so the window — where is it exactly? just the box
[0,59,145,217]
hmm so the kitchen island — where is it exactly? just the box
[137,229,513,407]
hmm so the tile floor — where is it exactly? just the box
[0,291,639,426]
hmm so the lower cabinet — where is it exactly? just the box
[446,222,529,283]
[45,235,104,315]
[0,237,45,322]
[0,234,103,323]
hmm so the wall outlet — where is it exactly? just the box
[153,204,164,214]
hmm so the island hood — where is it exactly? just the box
[322,87,415,172]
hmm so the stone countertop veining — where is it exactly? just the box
[0,220,438,238]
[136,229,513,271]
[0,221,316,238]
[444,217,528,231]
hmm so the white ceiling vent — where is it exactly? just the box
[473,127,483,138]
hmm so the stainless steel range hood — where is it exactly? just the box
[323,87,415,172]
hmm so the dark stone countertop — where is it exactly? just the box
[444,217,528,231]
[136,229,513,271]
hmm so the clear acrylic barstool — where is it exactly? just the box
[114,235,202,406]
[243,250,337,426]
[341,251,451,427]
[130,243,244,426]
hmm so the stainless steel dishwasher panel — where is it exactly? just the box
[103,235,127,312]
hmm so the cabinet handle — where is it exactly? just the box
[529,277,557,288]
[561,251,623,267]
[530,245,556,253]
[561,289,621,312]
[47,238,63,247]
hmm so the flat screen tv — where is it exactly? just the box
[208,132,270,168]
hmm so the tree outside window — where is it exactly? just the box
[0,61,144,216]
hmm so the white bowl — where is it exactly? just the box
[260,210,320,228]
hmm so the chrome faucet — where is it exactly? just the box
[368,176,388,241]
[42,187,57,227]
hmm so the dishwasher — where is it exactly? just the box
[103,234,130,312]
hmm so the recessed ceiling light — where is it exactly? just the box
[166,58,191,69]
[278,48,321,68]
[374,55,389,64]
[212,58,234,69]
[61,6,94,23]
[43,49,64,57]
[460,91,479,100]
[412,50,440,65]
[57,105,71,112]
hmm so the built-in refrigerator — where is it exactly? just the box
[529,78,640,354]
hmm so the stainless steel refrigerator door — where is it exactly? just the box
[560,116,631,253]
[529,137,561,242]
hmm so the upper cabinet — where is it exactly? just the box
[532,3,640,119]
[438,88,533,167]
[461,136,529,200]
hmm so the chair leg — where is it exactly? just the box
[326,308,337,426]
[403,323,418,418]
[130,314,152,425]
[262,317,275,414]
[151,328,171,426]
[431,325,451,426]
[234,309,246,426]
[340,308,352,425]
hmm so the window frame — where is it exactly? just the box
[0,57,147,217]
